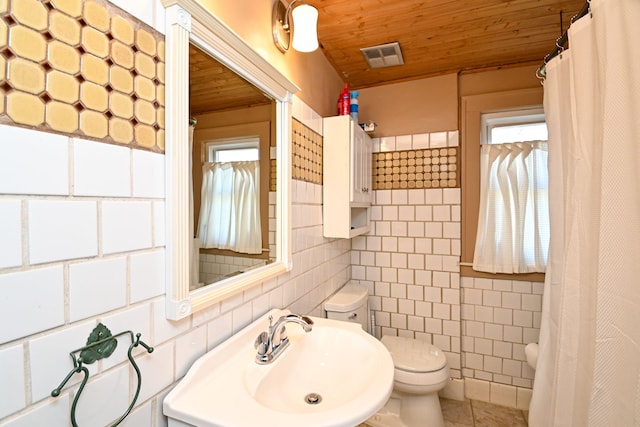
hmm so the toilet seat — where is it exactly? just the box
[381,336,449,387]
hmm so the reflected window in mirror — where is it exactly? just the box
[200,139,262,261]
[207,139,259,162]
[191,125,273,290]
[188,42,275,291]
[163,0,297,319]
[188,43,275,291]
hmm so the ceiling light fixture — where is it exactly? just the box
[272,0,319,53]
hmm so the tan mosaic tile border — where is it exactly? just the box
[373,148,459,189]
[0,0,165,152]
[292,118,322,185]
[270,158,277,192]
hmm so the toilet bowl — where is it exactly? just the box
[324,284,450,427]
[375,335,449,427]
[525,342,538,370]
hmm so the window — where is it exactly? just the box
[481,110,548,144]
[206,138,259,162]
[472,109,550,274]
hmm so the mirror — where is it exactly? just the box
[163,0,299,320]
[188,44,274,290]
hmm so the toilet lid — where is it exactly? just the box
[381,335,447,373]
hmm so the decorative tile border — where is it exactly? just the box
[270,158,277,192]
[373,147,459,189]
[288,120,459,190]
[291,118,322,185]
[0,0,165,152]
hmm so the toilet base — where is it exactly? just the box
[366,393,445,427]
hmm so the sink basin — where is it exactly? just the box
[164,309,394,427]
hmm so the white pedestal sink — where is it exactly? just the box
[164,309,394,427]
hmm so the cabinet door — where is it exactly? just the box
[350,122,372,204]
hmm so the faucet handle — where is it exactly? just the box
[278,325,287,342]
[254,331,269,356]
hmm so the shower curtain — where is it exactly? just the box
[529,0,640,425]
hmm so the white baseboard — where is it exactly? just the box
[440,378,465,401]
[463,378,532,410]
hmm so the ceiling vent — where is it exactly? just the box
[360,42,404,69]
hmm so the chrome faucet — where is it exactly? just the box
[254,313,314,364]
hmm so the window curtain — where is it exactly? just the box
[197,161,262,254]
[473,140,549,274]
[189,122,201,288]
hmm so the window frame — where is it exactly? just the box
[461,88,545,282]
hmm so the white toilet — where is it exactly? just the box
[325,283,450,427]
[525,342,538,370]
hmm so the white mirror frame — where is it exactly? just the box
[162,0,298,320]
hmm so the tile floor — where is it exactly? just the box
[360,397,529,427]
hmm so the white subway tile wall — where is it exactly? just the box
[73,139,131,197]
[0,98,353,425]
[353,131,543,408]
[129,250,165,303]
[0,267,66,343]
[101,201,154,254]
[0,125,69,195]
[175,326,208,379]
[132,149,166,198]
[352,184,463,378]
[461,276,543,389]
[68,257,128,321]
[28,200,99,263]
[0,200,22,269]
[0,345,26,419]
[372,131,460,154]
[199,254,267,285]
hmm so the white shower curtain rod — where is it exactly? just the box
[536,2,590,79]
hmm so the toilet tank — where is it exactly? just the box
[324,283,369,333]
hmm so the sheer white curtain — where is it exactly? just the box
[473,141,549,274]
[189,123,200,287]
[529,0,640,425]
[197,160,262,254]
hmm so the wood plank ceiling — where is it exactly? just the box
[189,0,586,112]
[189,44,271,115]
[316,0,586,88]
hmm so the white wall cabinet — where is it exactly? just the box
[323,115,372,238]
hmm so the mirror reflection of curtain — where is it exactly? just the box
[197,161,262,254]
[189,122,201,288]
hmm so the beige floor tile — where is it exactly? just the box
[472,400,528,427]
[441,397,474,426]
[359,398,529,427]
[446,422,475,427]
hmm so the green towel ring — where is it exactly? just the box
[51,323,154,427]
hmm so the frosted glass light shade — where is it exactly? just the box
[291,4,318,52]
